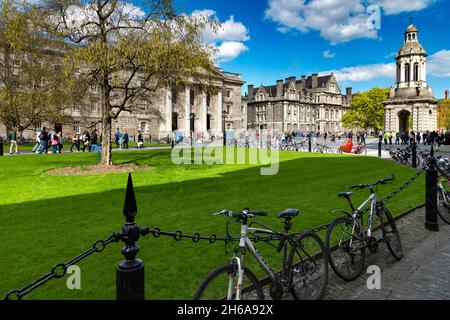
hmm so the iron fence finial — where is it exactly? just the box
[123,173,138,222]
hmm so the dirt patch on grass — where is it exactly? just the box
[46,164,151,176]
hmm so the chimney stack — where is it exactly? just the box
[346,87,353,101]
[276,80,283,98]
[301,75,306,90]
[248,85,254,102]
[312,73,318,89]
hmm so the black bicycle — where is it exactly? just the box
[325,176,402,281]
[194,208,328,300]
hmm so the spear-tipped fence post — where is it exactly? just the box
[116,173,150,300]
[412,141,417,168]
[425,144,439,232]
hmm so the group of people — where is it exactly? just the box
[379,130,450,146]
[114,128,146,149]
[69,129,100,153]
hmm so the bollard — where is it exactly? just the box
[378,136,382,158]
[425,146,439,232]
[171,140,174,149]
[116,173,150,300]
[412,142,417,168]
[0,137,3,156]
[308,135,312,152]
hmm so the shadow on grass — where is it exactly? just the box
[0,154,425,299]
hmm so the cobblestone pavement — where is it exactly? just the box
[251,205,450,300]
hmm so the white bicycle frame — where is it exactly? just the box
[346,192,378,249]
[227,224,279,300]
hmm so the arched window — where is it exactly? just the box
[413,63,419,81]
[405,63,410,82]
[190,89,195,106]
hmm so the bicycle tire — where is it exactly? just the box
[313,147,322,153]
[288,231,328,300]
[193,264,264,300]
[378,206,402,260]
[437,189,450,224]
[324,147,334,154]
[326,216,366,281]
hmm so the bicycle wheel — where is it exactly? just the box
[323,147,334,154]
[298,145,308,152]
[378,206,402,260]
[193,264,264,300]
[288,231,328,300]
[313,147,322,153]
[437,189,450,224]
[326,216,366,281]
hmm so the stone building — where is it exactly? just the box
[384,24,438,133]
[0,67,246,141]
[246,73,351,133]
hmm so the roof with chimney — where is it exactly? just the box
[251,74,334,98]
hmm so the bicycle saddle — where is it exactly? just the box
[277,208,300,219]
[338,192,353,199]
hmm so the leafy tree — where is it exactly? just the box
[0,0,76,136]
[37,0,218,165]
[438,98,450,130]
[341,87,390,131]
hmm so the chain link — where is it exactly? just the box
[2,233,120,301]
[381,167,426,203]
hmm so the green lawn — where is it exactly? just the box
[0,149,424,299]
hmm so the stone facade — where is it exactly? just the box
[384,24,438,133]
[246,73,351,134]
[0,48,245,141]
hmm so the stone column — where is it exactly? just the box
[216,89,223,134]
[165,88,172,133]
[185,87,190,134]
[201,92,207,132]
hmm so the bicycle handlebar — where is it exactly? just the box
[214,209,268,219]
[348,175,396,190]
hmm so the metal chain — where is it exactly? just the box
[381,167,426,203]
[2,233,120,301]
[145,227,281,243]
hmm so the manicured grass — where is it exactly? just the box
[0,149,424,299]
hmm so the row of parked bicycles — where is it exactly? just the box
[194,153,450,300]
[279,139,368,155]
[194,175,405,300]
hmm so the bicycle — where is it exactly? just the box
[325,175,402,281]
[313,143,334,154]
[194,208,328,300]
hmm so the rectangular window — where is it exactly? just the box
[12,60,20,76]
[138,102,146,111]
[73,121,80,134]
[92,101,99,112]
[140,121,147,133]
[227,90,232,98]
[91,84,97,93]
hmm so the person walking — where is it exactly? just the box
[395,132,400,145]
[57,131,63,153]
[50,131,60,154]
[32,130,42,153]
[81,131,90,152]
[389,132,393,145]
[90,129,98,152]
[409,131,416,145]
[8,128,19,154]
[137,130,144,148]
[114,128,121,148]
[416,132,421,144]
[39,127,49,154]
[70,131,80,152]
[123,131,129,149]
[384,131,389,145]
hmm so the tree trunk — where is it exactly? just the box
[101,115,112,166]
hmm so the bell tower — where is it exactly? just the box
[395,24,427,89]
[384,23,438,133]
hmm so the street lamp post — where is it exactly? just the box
[222,110,228,146]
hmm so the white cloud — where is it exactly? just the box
[192,9,250,63]
[323,50,336,59]
[265,0,436,44]
[428,50,450,77]
[369,0,436,15]
[322,63,396,82]
[215,41,249,63]
[319,50,450,83]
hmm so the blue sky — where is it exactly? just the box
[173,0,450,99]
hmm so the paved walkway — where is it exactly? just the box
[325,205,450,300]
